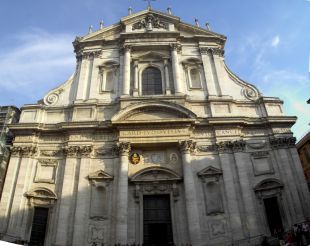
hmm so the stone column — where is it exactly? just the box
[171,44,183,94]
[133,60,139,96]
[179,140,201,246]
[115,142,131,244]
[122,46,131,96]
[164,59,171,95]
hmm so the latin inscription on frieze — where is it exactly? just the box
[215,129,241,136]
[120,128,188,137]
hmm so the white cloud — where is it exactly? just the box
[259,69,310,140]
[271,35,280,47]
[0,29,75,105]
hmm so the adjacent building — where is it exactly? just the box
[0,7,309,246]
[0,106,20,198]
[297,131,310,189]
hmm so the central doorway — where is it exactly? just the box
[143,194,174,246]
[263,197,283,235]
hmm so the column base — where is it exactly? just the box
[133,89,139,97]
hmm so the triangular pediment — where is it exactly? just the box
[131,167,182,183]
[197,166,222,177]
[79,9,225,43]
[88,170,113,181]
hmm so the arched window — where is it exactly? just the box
[142,67,162,95]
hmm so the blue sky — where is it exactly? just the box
[0,0,309,140]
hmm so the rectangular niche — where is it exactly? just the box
[251,151,274,176]
[34,160,57,184]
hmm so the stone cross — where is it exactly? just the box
[144,0,156,9]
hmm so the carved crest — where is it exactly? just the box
[132,14,168,31]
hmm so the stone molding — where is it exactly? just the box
[25,187,57,206]
[11,146,37,157]
[269,136,296,148]
[87,170,113,187]
[63,145,93,157]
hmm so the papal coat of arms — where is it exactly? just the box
[130,153,141,164]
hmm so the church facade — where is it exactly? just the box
[0,8,309,246]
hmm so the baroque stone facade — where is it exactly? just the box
[0,8,309,246]
[0,106,20,197]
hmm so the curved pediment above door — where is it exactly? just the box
[130,166,182,183]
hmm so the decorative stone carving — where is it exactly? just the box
[132,14,168,31]
[269,137,296,148]
[11,146,37,157]
[25,187,57,206]
[197,144,218,152]
[44,89,63,106]
[179,140,196,153]
[242,86,258,101]
[251,151,270,158]
[63,145,93,157]
[88,225,104,244]
[170,43,182,53]
[35,159,58,184]
[209,220,226,237]
[93,147,115,157]
[40,149,62,157]
[217,140,246,153]
[199,47,224,57]
[116,142,131,154]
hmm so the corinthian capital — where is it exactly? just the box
[116,142,131,155]
[179,140,196,154]
[170,43,182,53]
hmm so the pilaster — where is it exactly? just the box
[179,140,202,246]
[115,142,131,244]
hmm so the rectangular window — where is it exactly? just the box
[30,207,49,246]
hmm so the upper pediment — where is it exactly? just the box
[77,8,225,43]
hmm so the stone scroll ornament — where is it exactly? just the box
[43,89,63,106]
[132,13,168,31]
[242,86,258,101]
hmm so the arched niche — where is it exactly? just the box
[197,166,224,215]
[25,187,57,207]
[87,170,114,220]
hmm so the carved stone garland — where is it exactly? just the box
[269,137,296,149]
[63,145,93,157]
[11,146,37,157]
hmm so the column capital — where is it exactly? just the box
[116,142,131,155]
[170,43,182,53]
[199,47,224,57]
[179,140,196,154]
